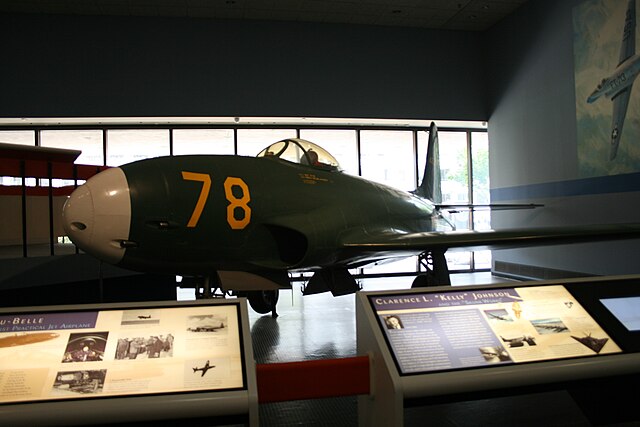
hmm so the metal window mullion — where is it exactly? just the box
[20,160,27,258]
[356,129,362,177]
[73,164,80,254]
[103,129,108,167]
[35,129,42,186]
[169,128,174,156]
[48,161,54,256]
[412,129,419,189]
[466,130,476,271]
[233,129,238,155]
[356,128,363,277]
[413,129,420,274]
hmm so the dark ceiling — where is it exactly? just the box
[0,0,529,31]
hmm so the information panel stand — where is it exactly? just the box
[357,275,640,426]
[0,298,258,426]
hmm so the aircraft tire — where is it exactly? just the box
[247,290,280,314]
[411,270,449,287]
[412,274,432,288]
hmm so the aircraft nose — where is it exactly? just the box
[62,167,132,264]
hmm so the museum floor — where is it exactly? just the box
[244,273,639,427]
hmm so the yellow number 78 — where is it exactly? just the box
[181,171,251,229]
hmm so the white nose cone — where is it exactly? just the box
[62,167,131,264]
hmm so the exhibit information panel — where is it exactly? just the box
[0,303,245,403]
[370,285,622,375]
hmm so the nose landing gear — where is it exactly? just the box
[412,250,451,288]
[184,274,280,318]
[246,290,279,318]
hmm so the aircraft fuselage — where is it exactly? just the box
[63,155,436,277]
[588,54,640,103]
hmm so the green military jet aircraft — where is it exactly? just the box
[62,123,640,315]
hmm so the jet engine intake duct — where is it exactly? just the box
[264,224,308,266]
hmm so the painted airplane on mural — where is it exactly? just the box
[587,0,640,160]
[62,122,640,315]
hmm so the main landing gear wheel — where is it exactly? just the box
[247,290,280,318]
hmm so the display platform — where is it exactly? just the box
[0,298,257,426]
[357,274,640,426]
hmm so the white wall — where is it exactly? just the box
[486,0,640,277]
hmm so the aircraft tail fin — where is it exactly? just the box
[414,122,442,203]
[414,123,543,214]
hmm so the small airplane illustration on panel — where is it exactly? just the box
[193,360,215,377]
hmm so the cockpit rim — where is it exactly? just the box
[256,138,341,171]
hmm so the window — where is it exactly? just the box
[0,118,490,272]
[439,131,471,269]
[299,130,358,176]
[417,128,491,271]
[0,130,35,146]
[0,131,36,186]
[358,130,417,275]
[41,130,104,166]
[360,130,415,191]
[39,130,104,187]
[472,131,491,269]
[107,129,170,166]
[172,129,235,155]
[417,128,471,210]
[472,132,490,205]
[236,129,296,157]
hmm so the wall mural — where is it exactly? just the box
[573,0,640,178]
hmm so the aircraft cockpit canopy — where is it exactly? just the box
[257,138,341,171]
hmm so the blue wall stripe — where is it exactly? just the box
[490,172,640,201]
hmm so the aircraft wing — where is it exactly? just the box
[340,223,640,254]
[610,87,632,160]
[619,0,635,66]
[436,203,543,212]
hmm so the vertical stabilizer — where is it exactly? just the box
[415,122,442,203]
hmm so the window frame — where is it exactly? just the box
[0,121,490,274]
